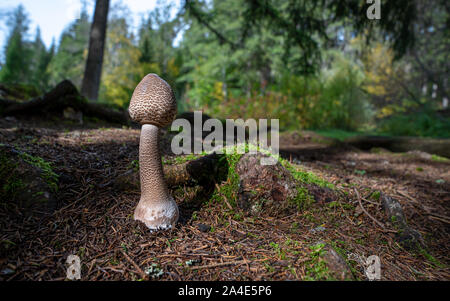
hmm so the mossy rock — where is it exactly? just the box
[381,193,425,249]
[235,153,300,216]
[0,144,58,213]
[306,241,354,281]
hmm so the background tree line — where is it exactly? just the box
[0,0,448,137]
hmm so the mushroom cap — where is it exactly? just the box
[129,74,177,127]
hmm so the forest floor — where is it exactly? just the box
[0,116,449,281]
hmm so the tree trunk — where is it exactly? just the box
[81,0,110,101]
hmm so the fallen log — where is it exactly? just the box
[1,80,130,125]
[344,135,450,158]
[164,153,227,187]
[114,153,228,190]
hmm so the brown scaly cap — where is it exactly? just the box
[129,74,177,127]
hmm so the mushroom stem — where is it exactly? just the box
[134,124,179,230]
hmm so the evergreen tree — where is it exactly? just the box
[34,37,55,90]
[0,5,32,84]
[99,2,154,107]
[48,8,91,89]
[137,1,184,97]
[28,27,52,90]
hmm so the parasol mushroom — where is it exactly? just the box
[128,74,179,231]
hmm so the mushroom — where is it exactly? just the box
[128,74,179,231]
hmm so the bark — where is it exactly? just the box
[81,0,110,101]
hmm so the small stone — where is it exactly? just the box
[397,227,425,250]
[309,226,326,234]
[4,116,17,122]
[354,206,363,217]
[381,193,407,228]
[381,193,425,249]
[0,268,14,275]
[197,223,211,233]
[236,153,298,216]
[292,158,302,165]
[185,259,201,266]
[406,150,432,160]
[314,241,354,281]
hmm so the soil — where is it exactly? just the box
[0,117,449,281]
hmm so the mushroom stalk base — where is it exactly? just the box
[134,124,179,231]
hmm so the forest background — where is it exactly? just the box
[0,0,448,138]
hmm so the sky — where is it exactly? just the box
[0,0,181,52]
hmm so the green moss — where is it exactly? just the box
[370,147,390,154]
[290,222,300,231]
[354,169,366,175]
[283,158,335,211]
[269,242,287,260]
[0,151,25,202]
[280,158,334,189]
[370,191,381,201]
[431,154,450,162]
[162,153,205,165]
[313,129,363,141]
[19,153,59,192]
[290,187,314,210]
[129,160,139,172]
[210,147,243,208]
[418,247,445,269]
[304,243,331,281]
